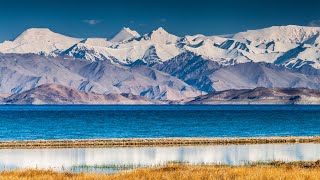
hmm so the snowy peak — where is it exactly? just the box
[14,28,81,45]
[233,25,320,45]
[152,27,169,34]
[15,28,60,42]
[111,27,140,42]
[145,27,179,44]
[0,28,82,54]
[0,25,320,69]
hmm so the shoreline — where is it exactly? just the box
[0,136,319,149]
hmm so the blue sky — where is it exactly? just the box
[0,0,319,42]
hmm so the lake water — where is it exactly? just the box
[0,105,319,140]
[1,105,320,173]
[0,105,320,140]
[0,143,319,173]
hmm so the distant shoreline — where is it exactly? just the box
[1,136,319,149]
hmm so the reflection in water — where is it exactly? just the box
[0,143,319,172]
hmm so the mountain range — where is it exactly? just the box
[0,25,320,104]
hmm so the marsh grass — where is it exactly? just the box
[1,161,320,180]
[69,161,190,171]
[69,164,146,171]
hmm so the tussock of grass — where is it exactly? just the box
[1,161,320,180]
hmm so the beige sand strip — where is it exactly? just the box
[0,136,319,149]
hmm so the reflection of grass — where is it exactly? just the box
[69,164,147,171]
[1,161,320,179]
[249,160,320,168]
[69,160,320,171]
[69,161,191,171]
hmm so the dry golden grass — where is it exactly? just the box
[1,162,320,180]
[0,169,108,180]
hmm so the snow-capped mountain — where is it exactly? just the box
[1,25,319,70]
[0,25,320,103]
[233,25,320,45]
[0,28,82,55]
[142,27,180,44]
[61,27,183,64]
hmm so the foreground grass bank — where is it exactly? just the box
[1,161,320,180]
[1,136,320,149]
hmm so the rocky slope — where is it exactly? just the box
[155,52,320,92]
[0,53,201,101]
[3,84,163,104]
[187,87,320,105]
[3,85,320,105]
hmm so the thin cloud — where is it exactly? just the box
[308,20,320,27]
[139,23,147,27]
[83,19,102,25]
[160,18,167,23]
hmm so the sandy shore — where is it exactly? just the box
[0,136,319,149]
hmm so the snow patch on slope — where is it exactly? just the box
[110,27,140,42]
[233,25,320,45]
[81,38,112,47]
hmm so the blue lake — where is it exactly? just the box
[0,105,319,140]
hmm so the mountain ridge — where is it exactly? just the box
[1,25,320,69]
[187,87,320,105]
[0,53,201,101]
[3,84,163,104]
[2,84,320,105]
[0,25,320,103]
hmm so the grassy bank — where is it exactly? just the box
[1,136,319,149]
[1,161,320,180]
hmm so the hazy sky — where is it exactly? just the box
[0,0,319,41]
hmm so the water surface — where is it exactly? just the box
[0,105,320,140]
[0,143,319,173]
